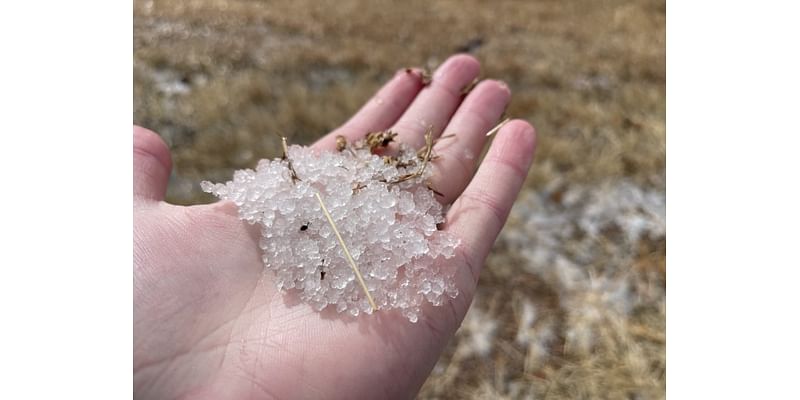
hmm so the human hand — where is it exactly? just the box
[134,54,537,400]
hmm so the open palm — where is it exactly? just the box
[134,54,537,400]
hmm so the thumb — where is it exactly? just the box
[133,126,172,202]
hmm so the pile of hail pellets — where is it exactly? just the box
[202,133,460,322]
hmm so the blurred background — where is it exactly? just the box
[134,0,664,398]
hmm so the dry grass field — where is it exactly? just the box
[134,0,665,398]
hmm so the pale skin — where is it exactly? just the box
[134,54,537,400]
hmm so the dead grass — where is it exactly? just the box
[134,0,665,398]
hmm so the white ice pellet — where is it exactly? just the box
[203,144,460,322]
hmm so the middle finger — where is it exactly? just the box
[389,54,481,148]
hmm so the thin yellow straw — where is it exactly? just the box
[485,117,510,137]
[314,191,378,312]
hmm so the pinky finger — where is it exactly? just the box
[445,119,537,284]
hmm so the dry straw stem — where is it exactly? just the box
[389,126,435,185]
[283,134,375,310]
[281,136,301,183]
[460,77,480,95]
[485,117,510,137]
[314,191,378,312]
[417,127,434,178]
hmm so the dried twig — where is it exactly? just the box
[314,192,378,312]
[389,126,435,185]
[351,182,367,193]
[281,136,301,183]
[417,127,434,178]
[417,133,455,159]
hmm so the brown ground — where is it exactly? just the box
[134,0,665,398]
